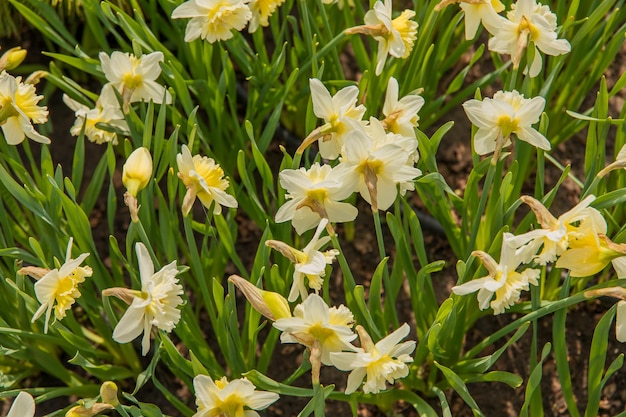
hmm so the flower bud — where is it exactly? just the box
[99,381,119,406]
[122,147,152,197]
[0,47,27,71]
[228,275,291,320]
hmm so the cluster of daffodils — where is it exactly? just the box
[0,47,50,145]
[171,0,288,40]
[454,195,626,316]
[277,77,423,236]
[437,0,571,77]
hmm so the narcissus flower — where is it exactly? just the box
[274,294,357,365]
[346,0,418,75]
[509,195,605,265]
[488,0,571,77]
[334,127,421,211]
[228,274,291,320]
[303,78,366,160]
[275,162,358,234]
[6,392,35,417]
[452,233,540,314]
[99,51,171,106]
[63,85,128,145]
[0,71,50,145]
[177,144,238,216]
[266,219,339,302]
[192,375,279,417]
[172,0,252,43]
[556,232,626,278]
[435,0,504,40]
[248,0,285,33]
[463,90,549,159]
[28,238,92,333]
[381,77,424,139]
[103,242,183,355]
[330,323,415,394]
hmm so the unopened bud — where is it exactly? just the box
[99,381,119,406]
[122,147,152,197]
[0,47,27,71]
[228,275,291,320]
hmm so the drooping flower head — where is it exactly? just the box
[172,0,252,43]
[303,78,366,160]
[556,232,626,278]
[177,144,238,216]
[463,89,549,160]
[103,242,183,355]
[452,233,540,314]
[266,219,339,302]
[330,323,415,394]
[381,77,424,139]
[28,238,92,333]
[192,375,279,417]
[0,71,50,145]
[488,0,571,77]
[63,85,129,145]
[99,51,171,106]
[275,162,358,234]
[248,0,285,33]
[346,0,418,75]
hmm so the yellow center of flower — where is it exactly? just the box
[306,188,329,203]
[518,16,540,42]
[215,393,246,417]
[391,10,418,58]
[308,323,335,342]
[357,159,384,176]
[52,271,86,320]
[0,97,17,123]
[193,156,228,190]
[496,115,518,138]
[122,73,144,90]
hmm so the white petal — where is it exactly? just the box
[112,304,146,343]
[516,126,551,151]
[345,367,367,394]
[375,323,410,354]
[246,391,280,410]
[616,301,626,343]
[136,242,155,286]
[7,392,35,417]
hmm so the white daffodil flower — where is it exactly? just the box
[273,294,357,365]
[275,162,358,234]
[192,375,279,417]
[452,233,540,314]
[381,77,424,139]
[266,219,339,302]
[31,238,92,333]
[463,90,549,158]
[104,242,183,355]
[6,392,35,417]
[62,85,128,145]
[346,0,418,75]
[308,78,366,160]
[248,0,285,33]
[334,127,421,211]
[0,71,49,145]
[509,195,605,265]
[488,0,571,77]
[177,144,238,216]
[99,51,171,106]
[330,323,415,394]
[172,0,252,43]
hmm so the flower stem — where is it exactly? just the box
[466,161,497,257]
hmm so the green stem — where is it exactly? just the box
[300,31,347,75]
[372,210,399,328]
[466,161,497,257]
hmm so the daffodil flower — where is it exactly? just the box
[488,0,570,77]
[509,195,605,265]
[192,375,279,417]
[275,162,358,234]
[6,392,35,417]
[381,77,424,139]
[29,238,92,333]
[331,323,415,394]
[334,127,421,211]
[463,89,549,159]
[346,0,418,75]
[99,51,171,107]
[266,219,339,302]
[172,0,252,43]
[228,275,291,320]
[0,71,50,145]
[103,242,183,355]
[556,232,626,278]
[248,0,285,33]
[301,78,366,160]
[274,294,357,365]
[177,144,238,216]
[435,0,504,40]
[62,85,128,145]
[452,233,540,314]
